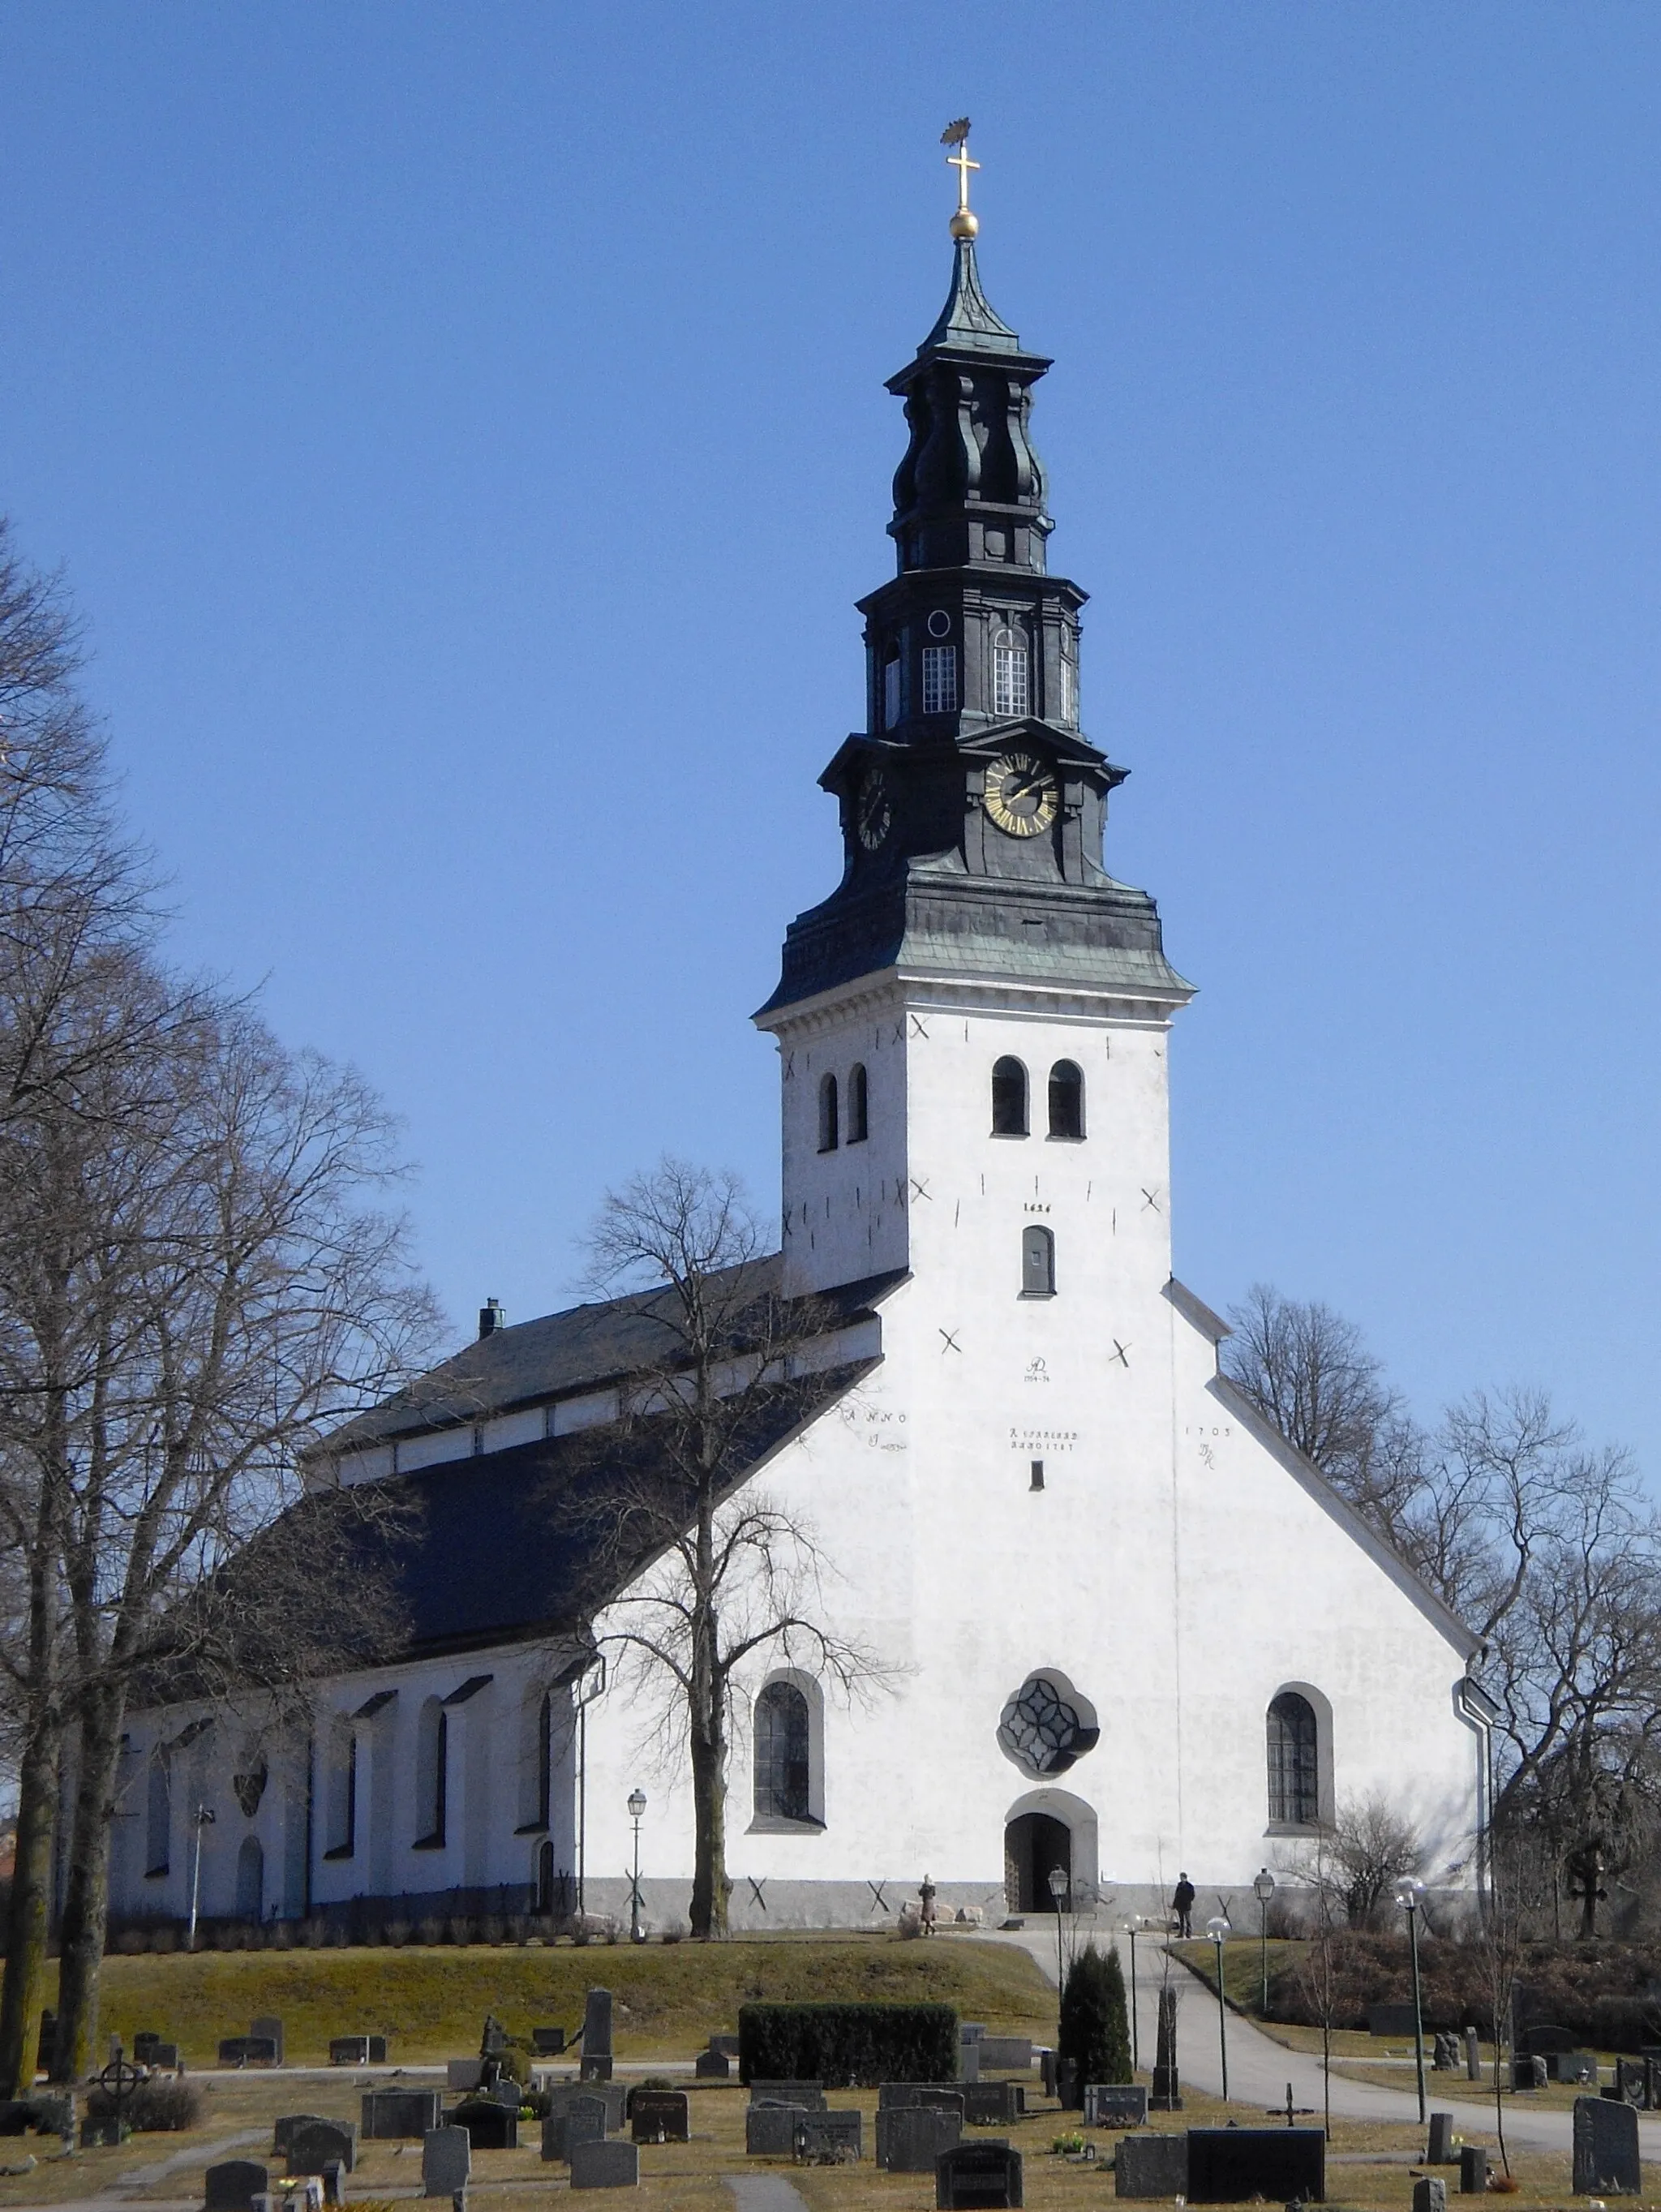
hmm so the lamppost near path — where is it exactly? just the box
[1253,1868,1276,2016]
[1206,1913,1232,2104]
[1122,1916,1143,2072]
[187,1804,216,1951]
[627,1789,646,1943]
[1396,1875,1427,2122]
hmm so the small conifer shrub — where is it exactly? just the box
[1058,1940,1133,2105]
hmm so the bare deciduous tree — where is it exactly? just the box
[581,1158,890,1939]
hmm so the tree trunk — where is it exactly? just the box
[52,1682,126,2082]
[688,1722,731,1939]
[0,1721,61,2097]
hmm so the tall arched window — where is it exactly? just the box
[415,1698,447,1849]
[145,1747,171,1876]
[537,1690,552,1831]
[993,628,1030,717]
[324,1716,356,1858]
[818,1072,839,1153]
[1048,1060,1084,1140]
[1267,1692,1320,1826]
[235,1834,264,1922]
[848,1064,869,1144]
[753,1680,811,1823]
[1021,1225,1056,1298]
[992,1057,1028,1136]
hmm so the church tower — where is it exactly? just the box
[757,132,1192,1304]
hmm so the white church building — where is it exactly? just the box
[109,181,1491,1939]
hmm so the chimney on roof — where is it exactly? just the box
[479,1298,506,1340]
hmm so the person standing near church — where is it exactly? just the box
[919,1873,938,1935]
[1172,1874,1195,1939]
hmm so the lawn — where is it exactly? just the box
[80,1931,1057,2067]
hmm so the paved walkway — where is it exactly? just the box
[724,2176,811,2212]
[969,1921,1661,2158]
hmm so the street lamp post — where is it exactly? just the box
[1047,1864,1069,2002]
[1206,1914,1232,2104]
[627,1789,646,1943]
[187,1805,216,1951]
[1122,1917,1143,2072]
[1396,1876,1427,2123]
[1253,1869,1276,2016]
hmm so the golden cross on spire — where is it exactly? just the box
[941,118,979,240]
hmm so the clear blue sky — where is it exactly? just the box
[2,3,1657,1466]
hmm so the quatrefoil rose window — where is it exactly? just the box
[997,1671,1101,1777]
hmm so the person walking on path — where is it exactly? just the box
[1172,1874,1195,1938]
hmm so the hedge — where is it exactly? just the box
[737,2000,959,2085]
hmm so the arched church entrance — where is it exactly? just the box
[1004,1812,1072,1913]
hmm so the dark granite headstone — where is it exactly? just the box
[273,2117,330,2162]
[710,2033,741,2060]
[1412,2180,1447,2212]
[1522,2021,1575,2054]
[133,2031,161,2062]
[746,2103,806,2158]
[147,2042,180,2069]
[328,2035,388,2066]
[569,2138,638,2189]
[1427,2113,1457,2164]
[749,2079,826,2110]
[287,2120,356,2176]
[965,2082,1024,2125]
[1085,2085,1148,2128]
[422,2127,472,2199]
[1459,2145,1487,2195]
[1465,2029,1482,2082]
[547,2079,628,2133]
[694,2049,730,2078]
[937,2138,1022,2208]
[880,2085,966,2115]
[877,2103,960,2171]
[219,2036,279,2067]
[975,2038,1032,2072]
[80,2115,129,2148]
[1511,2055,1547,2091]
[450,2101,517,2150]
[361,2089,442,2139]
[320,2163,345,2209]
[579,1988,613,2083]
[543,2097,608,2163]
[1574,2094,1642,2196]
[1186,2128,1325,2203]
[795,2108,861,2162]
[628,2090,688,2143]
[530,2026,566,2055]
[206,2160,270,2212]
[1115,2133,1189,2200]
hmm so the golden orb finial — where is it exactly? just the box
[941,118,980,239]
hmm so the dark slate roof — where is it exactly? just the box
[327,1258,904,1451]
[152,1361,876,1695]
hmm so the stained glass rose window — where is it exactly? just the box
[997,1673,1101,1777]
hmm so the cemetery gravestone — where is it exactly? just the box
[796,2109,862,2163]
[273,2118,329,2163]
[750,2080,826,2110]
[1085,2085,1148,2128]
[531,2027,566,2055]
[1459,2145,1487,2195]
[219,2037,278,2068]
[451,2102,517,2150]
[1511,2055,1547,2091]
[965,2082,1023,2125]
[286,2121,356,2176]
[133,2033,161,2062]
[1427,2113,1457,2164]
[1413,2180,1448,2212]
[362,2089,442,2140]
[937,2138,1022,2209]
[880,2085,965,2115]
[975,2038,1032,2073]
[569,2138,639,2189]
[422,2128,471,2199]
[543,2098,608,2163]
[877,2104,960,2171]
[328,2036,387,2066]
[628,2090,688,2144]
[694,2049,730,2078]
[1551,2051,1599,2085]
[147,2043,180,2070]
[251,2017,285,2067]
[320,2164,345,2209]
[959,2037,981,2084]
[746,2104,807,2158]
[1465,2029,1481,2082]
[1573,2094,1642,2197]
[710,2032,741,2060]
[580,1989,613,2082]
[1115,2133,1189,2200]
[1185,2128,1325,2204]
[206,2161,271,2212]
[80,2115,128,2149]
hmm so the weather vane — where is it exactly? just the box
[941,118,979,240]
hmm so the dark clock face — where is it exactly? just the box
[984,751,1059,838]
[856,766,891,851]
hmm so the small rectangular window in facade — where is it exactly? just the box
[994,645,1029,718]
[921,646,957,715]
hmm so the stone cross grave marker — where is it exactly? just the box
[1573,2094,1642,2196]
[422,2127,472,2198]
[569,2137,638,2190]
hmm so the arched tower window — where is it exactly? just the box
[991,1057,1028,1136]
[145,1746,171,1876]
[1021,1225,1056,1298]
[753,1680,812,1823]
[848,1064,869,1144]
[415,1698,447,1849]
[1048,1060,1084,1140]
[817,1072,839,1153]
[1267,1691,1320,1826]
[993,628,1029,717]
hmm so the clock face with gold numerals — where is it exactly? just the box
[983,750,1059,838]
[855,765,891,850]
